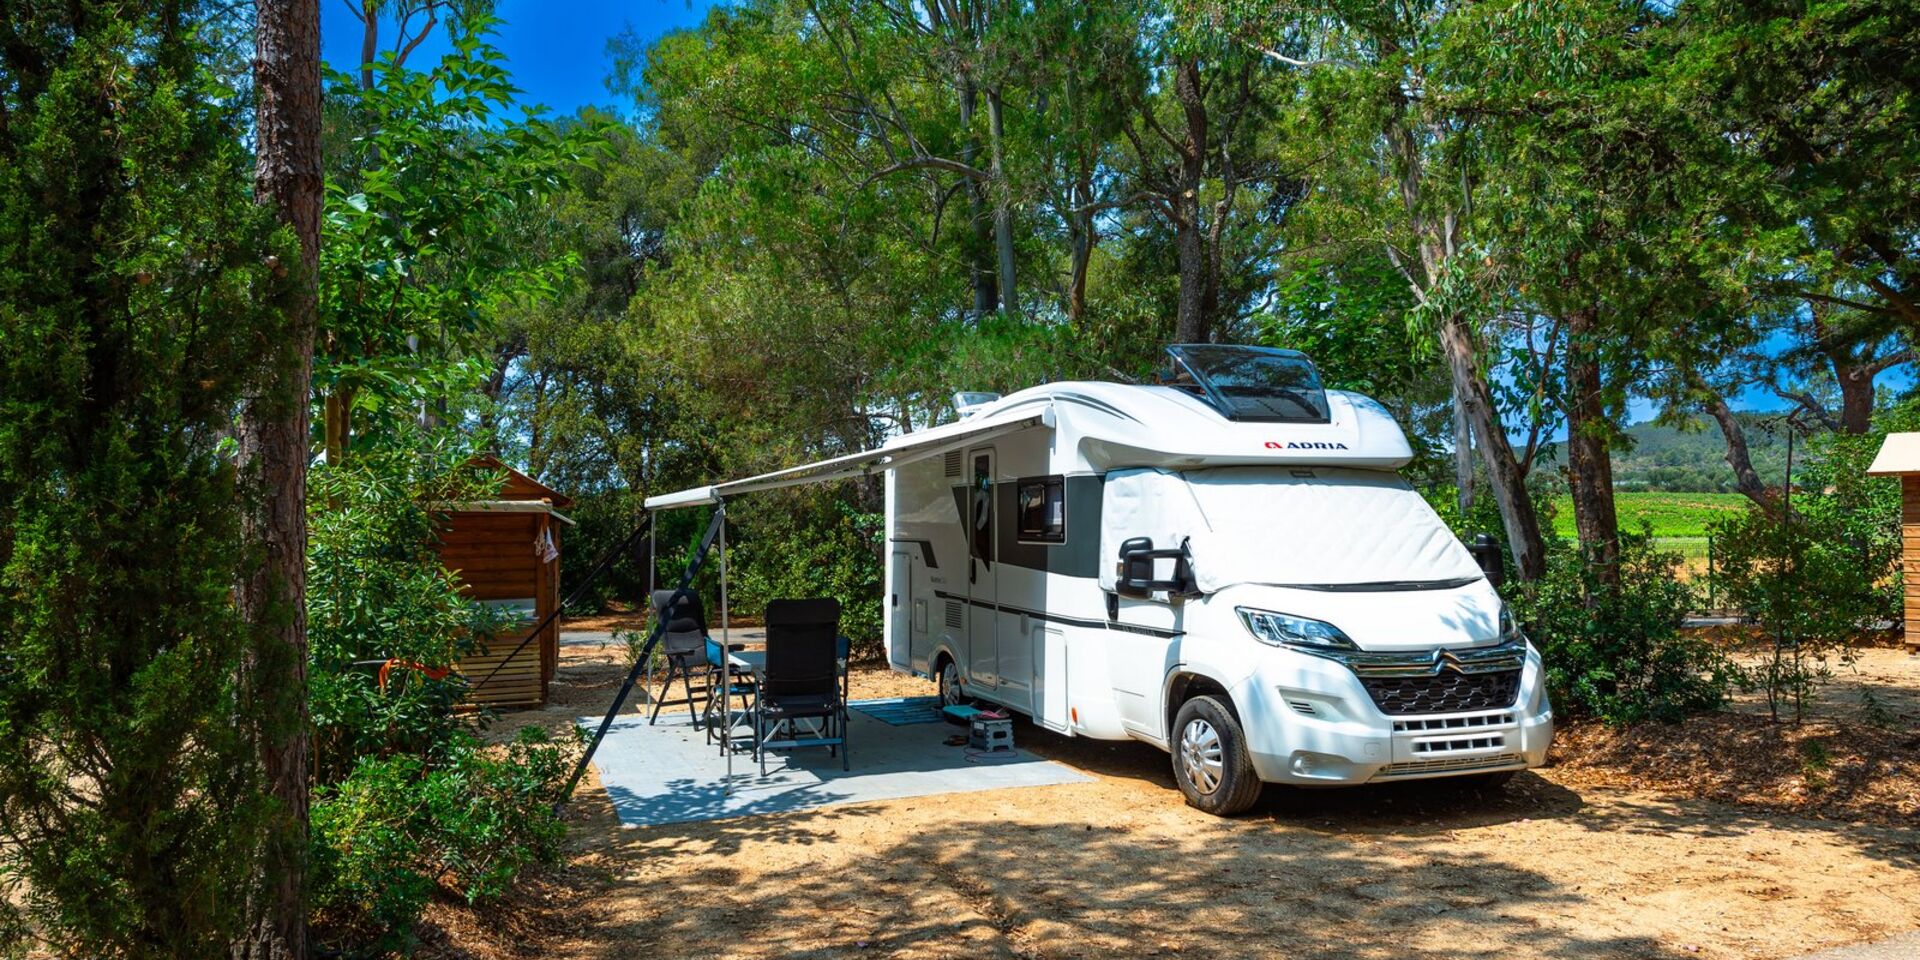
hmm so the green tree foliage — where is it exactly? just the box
[319,14,604,451]
[0,2,287,953]
[306,438,510,784]
[310,727,575,950]
[301,18,600,949]
[1514,533,1735,724]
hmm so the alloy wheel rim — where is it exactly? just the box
[941,663,962,706]
[1179,718,1224,795]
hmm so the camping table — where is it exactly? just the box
[715,648,765,759]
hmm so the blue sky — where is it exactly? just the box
[321,0,718,117]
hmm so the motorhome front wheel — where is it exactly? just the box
[1171,696,1263,816]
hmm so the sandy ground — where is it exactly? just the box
[437,635,1920,960]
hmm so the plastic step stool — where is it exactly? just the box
[969,716,1015,753]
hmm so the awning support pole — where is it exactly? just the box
[718,499,732,791]
[559,506,727,804]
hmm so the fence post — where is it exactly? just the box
[1706,534,1715,612]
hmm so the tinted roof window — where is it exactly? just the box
[1167,345,1330,422]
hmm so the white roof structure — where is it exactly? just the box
[643,375,1414,511]
[1866,432,1920,476]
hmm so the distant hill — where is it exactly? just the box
[1542,416,1790,494]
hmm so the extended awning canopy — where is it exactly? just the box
[643,401,1054,511]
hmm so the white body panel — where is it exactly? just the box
[885,383,1553,786]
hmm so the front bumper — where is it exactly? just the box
[1228,644,1554,785]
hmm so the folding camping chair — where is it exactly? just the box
[646,589,714,726]
[753,598,850,773]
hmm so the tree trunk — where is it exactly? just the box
[238,0,320,957]
[985,88,1016,315]
[1439,315,1547,581]
[1564,307,1619,584]
[1836,362,1875,434]
[1452,387,1475,513]
[957,78,996,316]
[1172,58,1210,344]
[1706,394,1781,512]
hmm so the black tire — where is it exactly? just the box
[1170,695,1263,816]
[937,657,968,723]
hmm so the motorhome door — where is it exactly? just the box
[966,449,998,687]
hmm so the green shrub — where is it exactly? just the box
[0,4,285,954]
[1514,532,1736,723]
[720,487,885,653]
[311,726,579,951]
[307,438,516,785]
[1708,505,1880,722]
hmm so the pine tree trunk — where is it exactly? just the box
[1172,58,1210,344]
[1706,394,1781,513]
[985,88,1016,315]
[237,0,320,956]
[1564,307,1619,584]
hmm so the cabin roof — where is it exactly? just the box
[472,454,574,508]
[1867,432,1920,476]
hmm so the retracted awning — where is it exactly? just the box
[643,401,1054,511]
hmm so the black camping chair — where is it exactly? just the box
[753,598,849,774]
[647,589,714,726]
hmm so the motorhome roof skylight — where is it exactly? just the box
[1166,344,1331,423]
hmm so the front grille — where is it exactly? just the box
[1376,753,1523,778]
[1362,669,1520,716]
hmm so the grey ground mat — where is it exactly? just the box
[579,708,1092,827]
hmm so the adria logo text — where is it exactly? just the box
[1264,441,1350,450]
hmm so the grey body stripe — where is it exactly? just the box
[933,589,1183,640]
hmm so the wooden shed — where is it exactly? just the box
[1866,433,1920,653]
[434,456,574,707]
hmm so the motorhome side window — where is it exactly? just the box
[1016,476,1066,543]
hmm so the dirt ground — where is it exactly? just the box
[434,635,1920,960]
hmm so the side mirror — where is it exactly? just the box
[1116,536,1196,599]
[1468,533,1505,591]
[1117,537,1156,598]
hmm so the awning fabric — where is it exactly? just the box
[643,403,1054,511]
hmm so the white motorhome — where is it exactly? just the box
[648,345,1554,815]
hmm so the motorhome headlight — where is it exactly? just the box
[1236,607,1358,652]
[1499,604,1525,644]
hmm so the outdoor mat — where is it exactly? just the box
[848,695,945,725]
[578,709,1093,828]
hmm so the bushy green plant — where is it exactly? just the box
[311,726,579,952]
[0,3,285,953]
[1708,506,1879,722]
[725,490,885,652]
[1514,532,1736,723]
[307,435,514,784]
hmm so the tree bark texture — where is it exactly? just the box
[985,87,1016,315]
[1452,385,1474,513]
[1171,58,1210,344]
[1706,394,1781,513]
[238,0,320,956]
[1439,315,1548,581]
[1563,307,1620,583]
